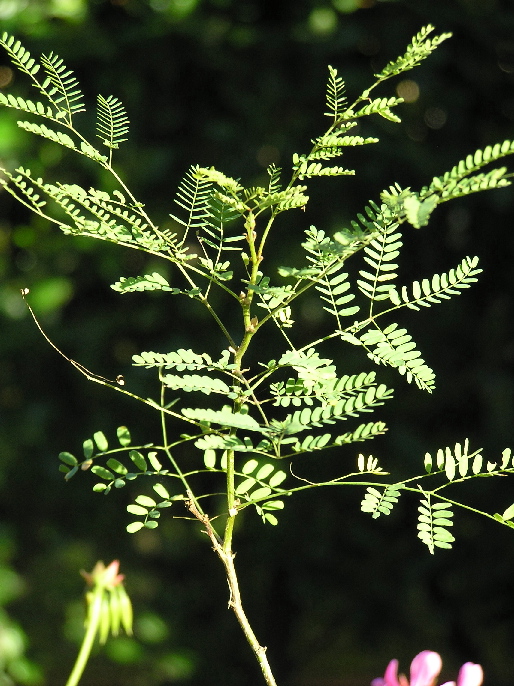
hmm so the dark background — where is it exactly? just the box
[1,0,514,685]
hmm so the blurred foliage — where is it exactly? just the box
[0,527,42,685]
[0,1,513,685]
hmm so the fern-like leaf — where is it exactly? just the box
[288,421,388,454]
[15,122,109,165]
[291,433,333,452]
[132,348,235,372]
[198,193,242,259]
[0,168,47,212]
[334,421,388,445]
[426,140,514,199]
[403,194,439,228]
[40,181,170,251]
[325,65,347,121]
[267,163,282,194]
[181,406,261,432]
[232,459,287,524]
[248,278,293,312]
[0,33,41,77]
[429,167,510,203]
[360,323,436,392]
[96,94,130,158]
[357,218,402,304]
[40,51,85,123]
[312,133,379,161]
[236,458,286,495]
[195,434,256,453]
[271,378,315,408]
[314,132,372,148]
[170,165,213,246]
[316,266,360,326]
[162,374,231,396]
[349,96,404,123]
[361,485,402,518]
[0,92,53,118]
[389,256,482,311]
[271,370,379,407]
[422,440,508,480]
[357,453,384,473]
[1,169,172,255]
[302,226,369,274]
[110,272,175,293]
[278,383,393,436]
[277,348,337,389]
[16,120,77,150]
[317,371,378,400]
[195,167,244,195]
[374,25,452,81]
[417,497,454,553]
[255,185,309,212]
[292,154,355,180]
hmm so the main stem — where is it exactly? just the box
[187,497,277,686]
[219,536,278,686]
[190,223,278,683]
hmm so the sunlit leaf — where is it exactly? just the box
[117,426,132,447]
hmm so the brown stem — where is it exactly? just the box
[186,498,278,686]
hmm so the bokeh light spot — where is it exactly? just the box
[256,145,280,168]
[308,7,338,35]
[396,79,420,103]
[0,66,13,89]
[424,106,447,129]
[27,276,73,314]
[50,0,87,20]
[333,0,375,11]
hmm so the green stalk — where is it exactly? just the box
[223,446,237,554]
[65,588,103,686]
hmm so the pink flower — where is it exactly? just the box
[372,652,482,686]
[440,662,484,686]
[81,560,125,589]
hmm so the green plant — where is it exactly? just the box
[2,26,514,686]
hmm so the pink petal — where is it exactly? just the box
[456,663,483,686]
[385,659,402,686]
[410,651,443,686]
[102,560,125,587]
[371,659,401,686]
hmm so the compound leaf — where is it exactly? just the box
[96,94,129,152]
[417,496,455,553]
[361,485,401,518]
